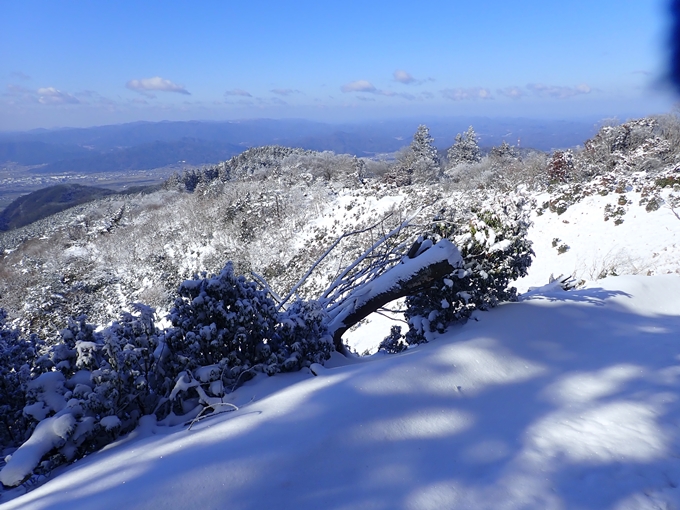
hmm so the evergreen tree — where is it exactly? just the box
[447,126,481,167]
[490,140,519,160]
[386,125,440,184]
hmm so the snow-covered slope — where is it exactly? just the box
[344,182,680,354]
[2,274,680,510]
[518,189,680,292]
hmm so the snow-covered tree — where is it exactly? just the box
[386,125,440,185]
[490,141,519,161]
[404,193,534,344]
[447,126,481,167]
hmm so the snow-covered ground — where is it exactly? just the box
[345,186,680,354]
[2,180,680,509]
[519,190,680,293]
[2,274,680,509]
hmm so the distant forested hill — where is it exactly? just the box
[0,184,115,230]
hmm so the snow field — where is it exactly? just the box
[3,275,680,509]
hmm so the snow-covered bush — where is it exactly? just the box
[547,150,574,183]
[1,308,162,487]
[165,263,278,379]
[0,310,39,451]
[446,126,481,167]
[162,263,332,416]
[274,300,333,371]
[404,194,534,344]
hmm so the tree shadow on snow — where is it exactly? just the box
[8,282,680,510]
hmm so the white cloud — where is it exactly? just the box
[224,88,252,97]
[270,88,301,96]
[441,87,493,101]
[126,76,190,95]
[341,80,377,93]
[341,80,414,100]
[497,86,525,99]
[394,70,416,84]
[36,87,80,105]
[526,83,592,98]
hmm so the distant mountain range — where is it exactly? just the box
[0,117,601,175]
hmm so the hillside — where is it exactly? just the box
[0,116,679,506]
[0,184,116,231]
[2,275,680,509]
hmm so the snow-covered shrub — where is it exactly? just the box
[166,263,278,379]
[490,141,520,161]
[1,308,162,487]
[0,310,39,451]
[379,325,407,354]
[100,304,164,418]
[547,150,574,183]
[404,194,534,344]
[274,300,333,372]
[162,264,334,415]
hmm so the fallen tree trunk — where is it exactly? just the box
[326,239,463,353]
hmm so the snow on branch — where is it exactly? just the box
[320,209,422,306]
[277,210,418,310]
[326,239,463,351]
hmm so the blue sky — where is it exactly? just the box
[0,0,676,130]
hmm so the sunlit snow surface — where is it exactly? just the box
[3,275,680,509]
[345,189,680,353]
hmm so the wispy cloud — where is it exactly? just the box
[267,97,288,106]
[441,87,493,101]
[37,87,80,104]
[497,86,525,99]
[5,84,33,96]
[224,88,252,97]
[526,83,591,98]
[393,70,434,85]
[126,76,190,96]
[393,70,416,84]
[341,80,377,93]
[10,71,31,81]
[3,84,37,104]
[3,85,117,107]
[4,84,80,105]
[270,88,301,96]
[76,89,116,106]
[341,79,415,100]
